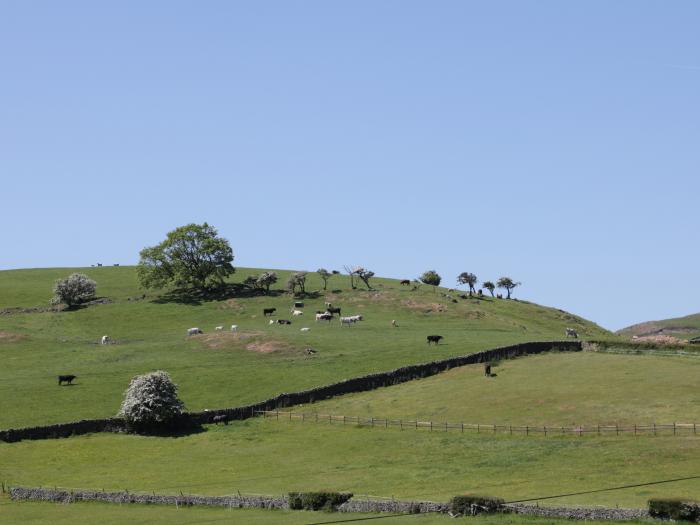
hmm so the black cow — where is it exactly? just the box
[484,364,492,377]
[400,279,411,286]
[426,335,443,345]
[277,319,292,325]
[326,307,341,316]
[263,308,276,316]
[58,374,77,385]
[212,414,229,426]
[294,301,304,308]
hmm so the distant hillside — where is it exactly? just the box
[617,312,700,341]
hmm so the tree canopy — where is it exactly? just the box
[497,276,521,299]
[51,273,96,307]
[482,281,496,297]
[457,272,478,295]
[137,223,234,291]
[317,268,332,290]
[420,270,442,290]
[118,370,184,431]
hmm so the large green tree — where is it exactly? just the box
[457,272,478,296]
[497,276,521,299]
[137,223,234,291]
[420,270,442,292]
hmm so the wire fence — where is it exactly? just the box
[257,410,699,437]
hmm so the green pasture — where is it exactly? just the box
[301,352,700,426]
[0,496,661,525]
[2,418,700,508]
[0,266,610,428]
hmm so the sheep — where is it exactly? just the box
[230,324,238,332]
[391,320,398,327]
[269,319,275,325]
[565,328,579,338]
[187,327,203,336]
[291,310,304,316]
[100,335,111,345]
[215,326,223,331]
[339,316,356,326]
[300,327,310,332]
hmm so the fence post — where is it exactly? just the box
[430,421,432,432]
[544,426,547,437]
[302,413,304,423]
[371,417,374,427]
[343,415,346,425]
[493,424,496,434]
[477,424,480,434]
[276,410,279,420]
[509,425,512,435]
[461,423,464,433]
[694,423,696,435]
[315,413,318,423]
[445,422,448,432]
[526,426,529,436]
[597,425,600,436]
[329,414,332,424]
[400,420,403,430]
[674,422,676,436]
[289,411,292,421]
[616,424,619,436]
[653,423,656,436]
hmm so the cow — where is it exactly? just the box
[484,363,492,377]
[300,327,310,332]
[291,310,304,316]
[215,326,223,331]
[326,307,341,316]
[400,279,411,286]
[340,316,357,326]
[294,301,304,308]
[347,314,363,322]
[477,289,483,297]
[565,328,579,338]
[315,313,332,322]
[212,414,229,426]
[391,320,398,327]
[100,335,111,345]
[324,302,332,308]
[277,319,292,325]
[58,374,76,385]
[230,324,238,332]
[187,327,203,336]
[426,335,443,345]
[263,308,276,316]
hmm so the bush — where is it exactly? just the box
[449,495,504,515]
[288,491,353,511]
[51,273,96,307]
[118,371,185,433]
[649,498,700,521]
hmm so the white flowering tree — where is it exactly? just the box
[51,273,96,307]
[118,371,184,431]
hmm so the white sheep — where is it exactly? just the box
[230,324,238,332]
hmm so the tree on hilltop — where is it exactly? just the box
[482,281,496,297]
[137,223,234,292]
[353,266,375,290]
[287,271,307,295]
[51,273,97,307]
[317,268,332,290]
[497,277,521,299]
[457,272,478,296]
[420,270,441,292]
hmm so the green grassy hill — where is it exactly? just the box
[618,312,700,341]
[0,266,610,428]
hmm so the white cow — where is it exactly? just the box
[565,328,579,338]
[230,324,238,332]
[391,320,398,328]
[215,326,223,331]
[315,313,332,322]
[100,335,111,345]
[340,316,356,326]
[291,310,304,316]
[300,327,310,332]
[187,327,203,336]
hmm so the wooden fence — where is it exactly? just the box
[257,410,699,437]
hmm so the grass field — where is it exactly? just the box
[0,266,611,428]
[300,352,700,426]
[0,496,661,525]
[3,418,700,507]
[618,312,700,341]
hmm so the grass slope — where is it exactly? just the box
[2,420,700,508]
[0,266,610,428]
[618,312,700,341]
[299,352,700,426]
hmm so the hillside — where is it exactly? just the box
[617,312,700,342]
[0,266,610,428]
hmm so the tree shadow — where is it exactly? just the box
[151,284,284,306]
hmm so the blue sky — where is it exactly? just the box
[1,1,698,330]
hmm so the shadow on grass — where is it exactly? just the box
[151,284,285,306]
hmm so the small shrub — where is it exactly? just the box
[288,491,353,511]
[51,273,96,307]
[449,495,504,515]
[649,498,700,521]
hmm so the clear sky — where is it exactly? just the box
[1,1,698,330]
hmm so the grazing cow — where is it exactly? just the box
[58,374,76,385]
[263,308,276,316]
[391,320,398,327]
[100,335,111,345]
[565,328,579,338]
[426,335,443,345]
[294,301,304,308]
[339,316,356,326]
[477,289,483,297]
[300,327,310,332]
[326,307,341,316]
[215,326,223,331]
[305,347,317,355]
[496,294,503,299]
[277,319,292,325]
[315,313,332,322]
[230,324,238,332]
[400,279,410,286]
[212,414,229,426]
[187,327,203,336]
[97,263,102,267]
[291,310,304,316]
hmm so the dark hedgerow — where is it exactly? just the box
[648,498,700,521]
[288,491,353,511]
[449,495,505,515]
